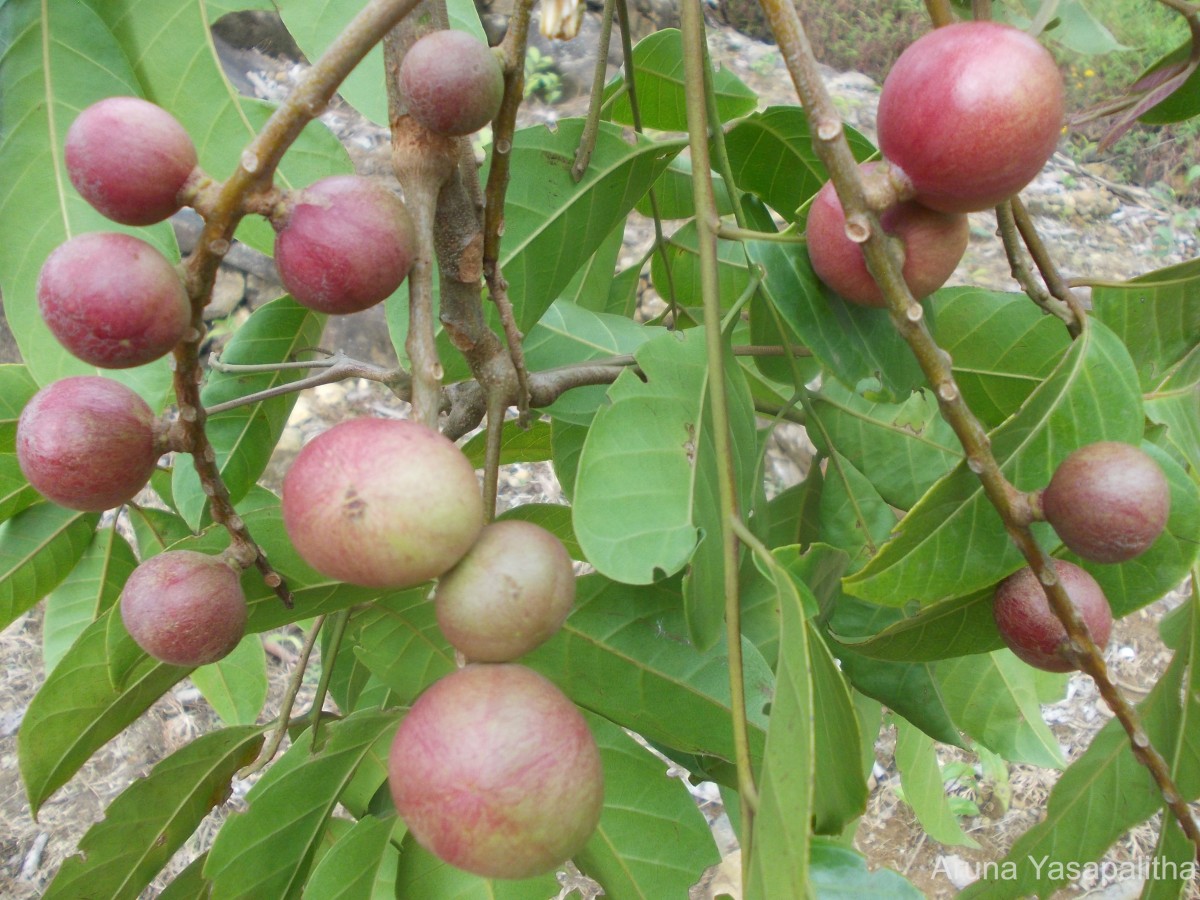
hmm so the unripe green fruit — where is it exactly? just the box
[399,30,505,136]
[805,167,968,307]
[17,376,159,511]
[993,560,1112,673]
[274,175,416,315]
[434,520,575,662]
[877,22,1064,213]
[120,550,247,667]
[281,418,483,588]
[1042,442,1170,563]
[65,96,198,225]
[388,664,604,879]
[38,232,191,368]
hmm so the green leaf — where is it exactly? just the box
[205,710,400,900]
[927,288,1072,428]
[173,297,326,528]
[19,613,188,814]
[893,717,980,848]
[572,329,758,648]
[810,380,960,510]
[496,503,582,561]
[636,154,734,219]
[724,106,876,221]
[0,503,99,630]
[43,726,263,900]
[576,713,720,897]
[393,836,559,898]
[1146,342,1200,473]
[0,0,175,402]
[1091,257,1200,390]
[0,366,40,523]
[523,574,771,776]
[461,418,553,468]
[809,838,923,898]
[157,853,212,900]
[608,29,757,131]
[487,119,684,334]
[845,320,1143,606]
[560,219,628,310]
[745,547,812,900]
[747,239,924,402]
[523,299,657,426]
[127,504,197,558]
[551,420,588,502]
[305,815,401,900]
[831,589,1003,662]
[960,604,1200,898]
[43,527,136,672]
[808,625,867,833]
[348,589,457,707]
[190,635,269,726]
[817,451,898,574]
[650,220,754,312]
[935,651,1066,768]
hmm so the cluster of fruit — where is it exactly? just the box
[18,26,506,665]
[281,417,603,878]
[805,21,1065,307]
[995,441,1170,672]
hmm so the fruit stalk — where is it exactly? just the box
[680,0,759,865]
[758,0,1200,853]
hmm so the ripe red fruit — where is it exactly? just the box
[876,22,1064,213]
[17,376,159,511]
[805,168,968,307]
[993,560,1112,673]
[435,520,575,662]
[388,664,604,879]
[65,96,198,225]
[399,30,505,136]
[273,176,416,315]
[120,550,247,667]
[282,418,483,588]
[1042,442,1170,563]
[38,232,191,368]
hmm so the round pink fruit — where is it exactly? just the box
[993,560,1112,673]
[17,376,159,511]
[38,232,191,368]
[274,176,417,315]
[66,96,198,225]
[120,550,247,667]
[399,30,505,136]
[388,664,604,879]
[805,168,968,307]
[877,22,1064,213]
[435,520,575,662]
[281,418,483,588]
[1042,442,1170,563]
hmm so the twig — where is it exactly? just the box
[573,0,619,180]
[1010,198,1087,336]
[239,615,326,777]
[758,0,1200,856]
[681,0,757,872]
[483,0,536,428]
[615,0,678,317]
[310,608,350,752]
[923,0,956,25]
[994,200,1077,333]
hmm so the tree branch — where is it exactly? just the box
[757,0,1200,856]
